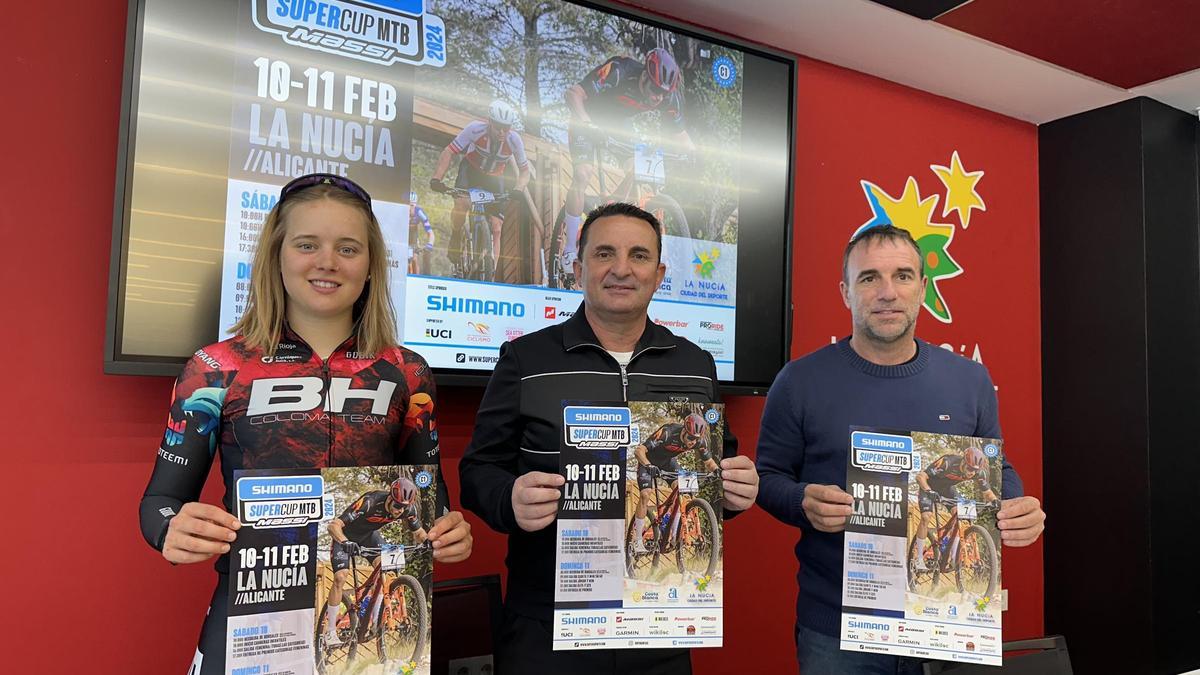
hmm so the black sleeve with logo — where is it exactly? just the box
[392,350,451,516]
[139,350,237,551]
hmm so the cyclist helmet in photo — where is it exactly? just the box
[409,191,418,204]
[488,99,519,127]
[683,412,709,440]
[963,446,987,472]
[390,477,418,505]
[644,47,681,93]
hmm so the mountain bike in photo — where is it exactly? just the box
[907,495,999,599]
[625,468,720,580]
[443,187,510,283]
[315,542,430,673]
[547,137,691,290]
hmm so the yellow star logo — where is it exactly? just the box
[859,178,962,322]
[871,177,949,242]
[930,151,986,229]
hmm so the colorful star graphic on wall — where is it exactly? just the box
[854,177,963,323]
[931,151,986,229]
[693,248,720,279]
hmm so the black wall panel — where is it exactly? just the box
[1040,97,1200,675]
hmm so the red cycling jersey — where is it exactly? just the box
[138,325,445,564]
[449,120,529,176]
[642,422,712,469]
[923,454,992,498]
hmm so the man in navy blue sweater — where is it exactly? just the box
[755,225,1045,674]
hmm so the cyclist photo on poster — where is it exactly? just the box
[410,0,744,289]
[905,433,1003,620]
[624,402,724,590]
[315,466,437,675]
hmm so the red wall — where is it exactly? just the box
[6,2,1040,673]
[788,56,1044,651]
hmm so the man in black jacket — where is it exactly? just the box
[460,202,760,674]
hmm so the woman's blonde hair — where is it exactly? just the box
[229,183,397,356]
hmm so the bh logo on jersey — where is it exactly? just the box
[246,377,397,416]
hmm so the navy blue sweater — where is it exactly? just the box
[755,337,1024,638]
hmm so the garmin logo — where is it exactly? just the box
[563,617,607,625]
[848,620,890,631]
[426,295,525,317]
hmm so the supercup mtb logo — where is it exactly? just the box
[253,0,447,67]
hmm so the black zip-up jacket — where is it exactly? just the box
[459,304,738,620]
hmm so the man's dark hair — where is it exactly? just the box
[577,202,663,262]
[842,224,925,282]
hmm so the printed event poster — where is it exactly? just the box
[553,401,725,651]
[228,465,437,675]
[839,428,1004,666]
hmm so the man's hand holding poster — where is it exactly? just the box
[840,429,1004,666]
[553,402,725,650]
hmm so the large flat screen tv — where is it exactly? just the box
[106,0,794,393]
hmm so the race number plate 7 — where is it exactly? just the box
[634,144,666,186]
[381,548,406,571]
[679,473,700,494]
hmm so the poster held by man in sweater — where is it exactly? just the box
[839,427,1003,666]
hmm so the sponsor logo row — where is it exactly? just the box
[411,283,733,362]
[841,616,999,657]
[557,610,721,640]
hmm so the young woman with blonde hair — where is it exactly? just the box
[139,174,472,674]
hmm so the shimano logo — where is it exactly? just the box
[574,413,623,422]
[860,438,906,449]
[250,483,316,496]
[426,295,525,317]
[563,617,607,625]
[848,620,890,631]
